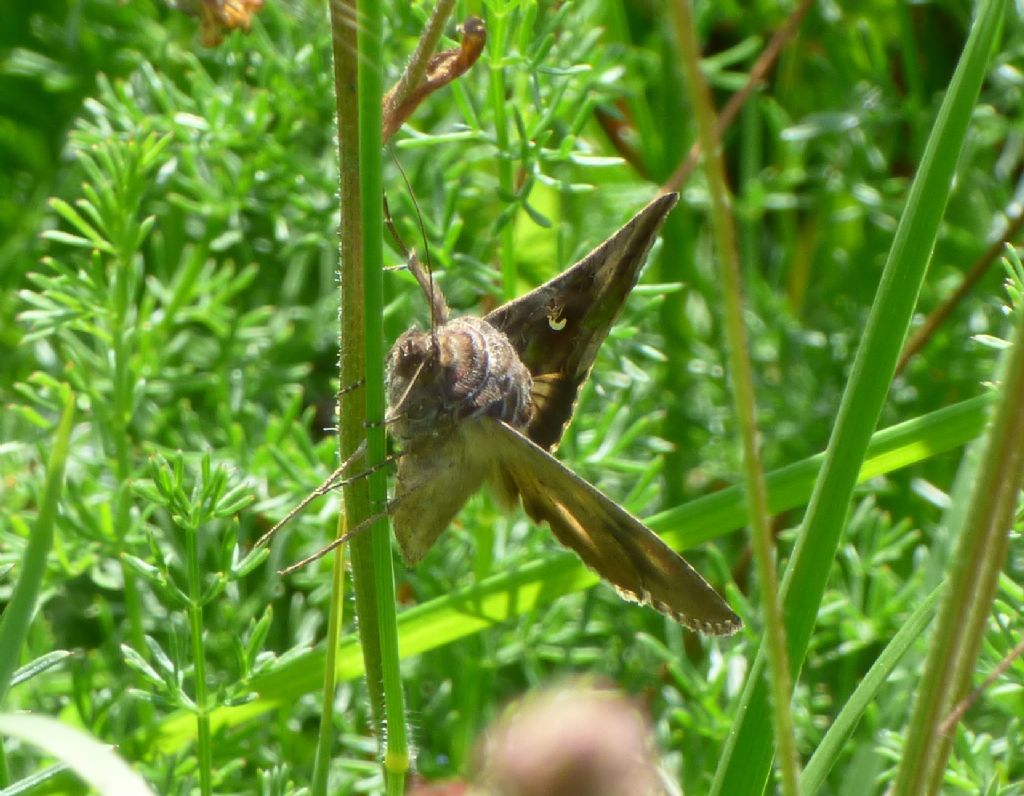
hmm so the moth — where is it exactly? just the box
[385,192,740,635]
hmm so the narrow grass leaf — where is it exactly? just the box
[799,585,943,794]
[0,387,74,706]
[0,713,156,796]
[894,291,1024,794]
[711,2,1007,792]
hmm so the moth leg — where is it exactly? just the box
[277,506,391,575]
[276,486,421,576]
[324,456,396,490]
[256,439,370,549]
[337,378,365,398]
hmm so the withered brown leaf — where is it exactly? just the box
[382,16,487,143]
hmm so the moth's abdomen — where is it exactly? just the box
[386,316,533,442]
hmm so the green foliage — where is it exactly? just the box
[1,0,1022,794]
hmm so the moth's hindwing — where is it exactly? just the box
[390,428,487,565]
[479,419,741,636]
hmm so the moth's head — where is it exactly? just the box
[386,316,534,441]
[385,326,449,441]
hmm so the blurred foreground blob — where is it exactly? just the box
[170,0,265,46]
[470,683,664,796]
[407,780,467,796]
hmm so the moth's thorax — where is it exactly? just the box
[385,316,533,442]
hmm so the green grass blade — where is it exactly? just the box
[354,1,409,792]
[318,0,406,793]
[649,393,994,548]
[799,585,943,794]
[894,293,1024,793]
[0,386,74,706]
[312,0,359,787]
[711,1,1007,792]
[0,713,155,796]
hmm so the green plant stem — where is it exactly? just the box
[105,215,150,734]
[328,0,408,792]
[184,519,212,796]
[109,251,147,682]
[893,307,1024,794]
[314,1,363,793]
[711,0,1007,792]
[101,171,151,729]
[357,3,409,791]
[669,2,798,794]
[334,0,371,699]
[487,8,517,301]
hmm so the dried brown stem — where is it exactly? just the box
[382,15,487,143]
[938,635,1024,736]
[663,0,814,193]
[595,102,650,179]
[897,206,1024,375]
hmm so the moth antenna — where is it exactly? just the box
[383,200,448,323]
[383,192,410,259]
[389,147,448,326]
[256,439,367,549]
[403,252,449,329]
[430,322,442,385]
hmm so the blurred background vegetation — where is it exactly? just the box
[1,0,1021,793]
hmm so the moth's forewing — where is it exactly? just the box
[477,419,741,635]
[483,192,679,451]
[391,429,486,564]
